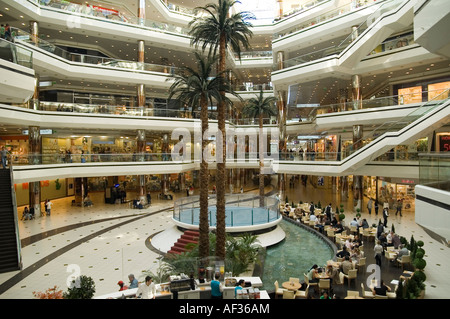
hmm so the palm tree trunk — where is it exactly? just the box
[199,95,210,261]
[259,114,265,207]
[215,32,227,261]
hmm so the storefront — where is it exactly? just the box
[436,132,450,152]
[394,77,450,105]
[365,176,416,211]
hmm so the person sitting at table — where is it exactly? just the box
[307,264,320,283]
[340,256,353,275]
[344,238,353,250]
[371,279,391,296]
[349,218,358,228]
[284,204,291,215]
[334,221,344,234]
[386,231,394,247]
[336,246,350,259]
[326,264,340,285]
[310,213,317,222]
[315,216,325,233]
[331,217,338,227]
[396,244,409,260]
[392,233,401,249]
[361,218,369,229]
[378,232,387,248]
[350,247,363,262]
[353,235,362,248]
[320,290,331,299]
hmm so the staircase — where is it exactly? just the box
[0,168,21,273]
[167,230,199,255]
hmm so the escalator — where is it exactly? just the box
[276,91,450,175]
[0,166,22,273]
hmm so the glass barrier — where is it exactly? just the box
[38,101,220,119]
[13,28,179,74]
[173,194,280,227]
[346,89,450,160]
[273,0,330,23]
[272,0,381,40]
[0,38,33,68]
[285,88,449,123]
[11,152,178,166]
[419,153,450,191]
[274,0,402,71]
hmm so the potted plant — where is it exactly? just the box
[63,275,96,299]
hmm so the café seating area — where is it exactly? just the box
[276,201,416,299]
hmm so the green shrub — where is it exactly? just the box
[414,258,427,270]
[63,275,96,299]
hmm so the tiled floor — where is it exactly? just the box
[0,178,448,299]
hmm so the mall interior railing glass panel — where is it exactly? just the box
[419,153,450,191]
[13,28,180,74]
[173,194,280,227]
[274,0,404,70]
[272,0,383,40]
[347,89,450,160]
[0,38,33,68]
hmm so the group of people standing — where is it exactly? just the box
[0,24,13,42]
[367,198,403,227]
[21,200,53,220]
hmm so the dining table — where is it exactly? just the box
[282,281,302,291]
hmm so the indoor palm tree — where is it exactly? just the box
[167,52,234,261]
[189,0,255,261]
[242,89,277,207]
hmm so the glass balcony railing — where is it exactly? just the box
[272,0,381,40]
[37,0,191,36]
[173,194,280,227]
[37,101,220,119]
[13,28,180,74]
[0,38,33,68]
[419,153,450,191]
[345,89,450,160]
[285,88,450,123]
[273,0,330,23]
[274,0,403,71]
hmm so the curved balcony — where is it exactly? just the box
[0,38,35,103]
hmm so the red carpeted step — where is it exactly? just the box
[171,246,185,253]
[181,234,198,241]
[178,238,198,245]
[184,230,200,237]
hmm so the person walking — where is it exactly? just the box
[367,198,373,215]
[395,199,403,216]
[382,206,389,227]
[1,146,9,169]
[374,240,383,269]
[45,199,53,216]
[374,201,379,217]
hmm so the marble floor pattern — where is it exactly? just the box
[0,180,448,299]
